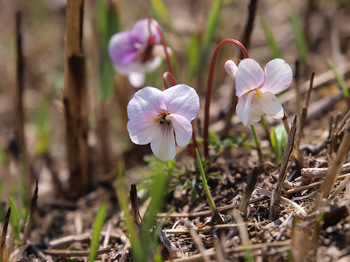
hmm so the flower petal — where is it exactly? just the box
[127,87,166,119]
[127,113,157,144]
[236,91,262,126]
[144,57,162,73]
[261,59,293,94]
[150,124,176,161]
[163,84,200,121]
[235,58,265,98]
[152,45,172,60]
[132,18,161,45]
[108,31,138,71]
[128,72,145,88]
[224,60,238,80]
[167,114,193,146]
[256,92,284,119]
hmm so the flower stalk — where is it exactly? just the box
[251,125,264,163]
[203,39,249,157]
[150,19,174,76]
[162,71,177,89]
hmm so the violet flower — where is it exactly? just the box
[108,19,171,87]
[127,84,200,161]
[225,58,293,126]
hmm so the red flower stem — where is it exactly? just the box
[163,71,177,89]
[203,39,249,157]
[150,19,174,76]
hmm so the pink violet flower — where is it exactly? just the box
[225,58,293,126]
[127,84,200,161]
[108,19,171,88]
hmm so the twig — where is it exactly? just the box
[186,222,211,262]
[300,162,350,179]
[42,247,112,257]
[232,210,251,250]
[239,167,259,216]
[101,222,112,262]
[270,117,297,219]
[240,0,259,58]
[0,208,11,262]
[286,173,350,195]
[158,202,236,218]
[15,11,26,158]
[49,231,122,248]
[297,72,314,145]
[22,180,39,245]
[294,61,302,121]
[336,110,350,136]
[329,174,350,200]
[321,127,350,198]
[167,240,292,262]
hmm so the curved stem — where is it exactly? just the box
[203,39,249,157]
[150,19,174,76]
[163,71,177,89]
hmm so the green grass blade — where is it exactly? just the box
[98,0,120,101]
[270,127,281,163]
[187,34,201,79]
[35,96,50,154]
[259,15,280,58]
[150,0,170,25]
[195,149,217,214]
[117,160,143,262]
[290,8,308,64]
[202,0,222,66]
[328,61,349,98]
[89,200,107,262]
[8,197,21,242]
[140,167,169,251]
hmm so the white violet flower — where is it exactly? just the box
[225,58,293,126]
[127,84,200,161]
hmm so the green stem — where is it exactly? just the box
[250,125,264,163]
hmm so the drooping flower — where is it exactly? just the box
[225,58,293,126]
[108,18,171,88]
[127,84,200,161]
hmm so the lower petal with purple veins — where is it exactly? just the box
[167,114,192,146]
[151,124,176,161]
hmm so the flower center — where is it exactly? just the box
[156,113,171,125]
[246,89,263,99]
[255,89,263,99]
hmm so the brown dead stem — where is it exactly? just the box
[63,0,93,198]
[239,167,259,217]
[0,208,11,262]
[297,72,314,145]
[22,180,39,245]
[321,126,350,198]
[240,0,258,58]
[270,116,298,219]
